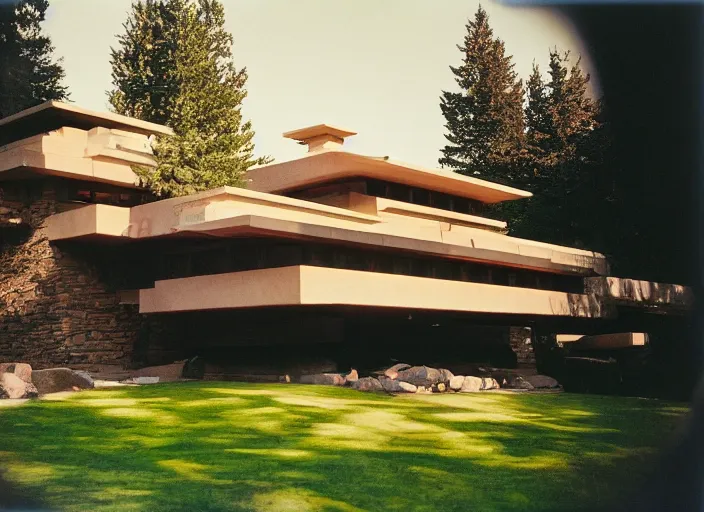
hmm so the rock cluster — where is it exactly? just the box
[297,364,561,394]
[0,362,94,399]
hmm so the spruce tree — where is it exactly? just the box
[512,50,607,249]
[109,0,270,197]
[439,5,524,185]
[0,0,68,119]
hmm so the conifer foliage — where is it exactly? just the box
[0,0,68,119]
[109,0,270,197]
[439,5,524,184]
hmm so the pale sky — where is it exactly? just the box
[44,0,595,168]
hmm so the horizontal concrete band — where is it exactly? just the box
[139,265,608,317]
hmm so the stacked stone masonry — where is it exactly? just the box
[0,182,145,369]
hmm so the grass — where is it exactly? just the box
[0,382,689,512]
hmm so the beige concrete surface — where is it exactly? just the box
[557,332,648,349]
[139,264,607,317]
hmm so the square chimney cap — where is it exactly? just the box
[283,124,357,143]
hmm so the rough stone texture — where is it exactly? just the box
[449,375,465,391]
[0,184,146,369]
[500,375,535,390]
[510,327,536,368]
[481,378,500,390]
[460,376,483,392]
[299,373,346,386]
[435,383,447,393]
[352,377,383,392]
[32,368,95,394]
[384,363,411,380]
[380,378,416,393]
[439,368,454,383]
[0,373,38,399]
[0,363,32,383]
[345,369,359,384]
[398,381,418,393]
[525,375,560,389]
[396,366,443,387]
[460,376,499,392]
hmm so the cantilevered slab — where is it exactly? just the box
[45,186,606,275]
[247,151,532,204]
[0,101,172,147]
[557,332,648,349]
[139,265,607,317]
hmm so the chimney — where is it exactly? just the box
[283,124,357,153]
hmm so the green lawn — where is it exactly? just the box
[0,382,689,512]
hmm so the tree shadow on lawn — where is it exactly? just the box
[0,382,689,512]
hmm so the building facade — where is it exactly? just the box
[0,102,694,387]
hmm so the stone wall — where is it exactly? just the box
[0,182,147,369]
[509,326,535,369]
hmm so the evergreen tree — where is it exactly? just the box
[439,5,524,184]
[0,0,68,119]
[109,0,270,197]
[511,50,608,249]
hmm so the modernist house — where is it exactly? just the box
[0,102,693,381]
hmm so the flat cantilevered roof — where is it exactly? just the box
[247,150,533,204]
[0,101,173,147]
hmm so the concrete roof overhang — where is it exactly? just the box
[0,101,173,147]
[247,150,533,204]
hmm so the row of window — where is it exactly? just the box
[288,178,486,216]
[152,239,585,294]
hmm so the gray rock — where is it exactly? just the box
[396,366,443,387]
[0,373,38,399]
[398,381,418,393]
[481,378,500,390]
[0,363,32,383]
[439,368,454,383]
[500,375,535,390]
[525,375,560,389]
[299,373,346,386]
[460,376,483,392]
[380,378,417,393]
[449,375,465,391]
[352,377,383,392]
[384,363,411,380]
[31,368,95,395]
[345,369,359,384]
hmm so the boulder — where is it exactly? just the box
[352,377,383,392]
[398,381,418,393]
[460,376,483,393]
[396,366,443,387]
[0,373,38,399]
[299,373,346,386]
[481,378,500,390]
[449,375,465,391]
[439,369,454,383]
[384,363,411,380]
[31,368,94,395]
[500,375,535,390]
[434,383,447,393]
[415,385,431,394]
[0,363,32,383]
[525,375,560,389]
[345,369,359,384]
[380,378,417,393]
[131,361,186,382]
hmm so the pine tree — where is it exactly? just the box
[439,5,524,184]
[109,0,270,197]
[0,0,68,119]
[511,50,608,249]
[108,0,183,125]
